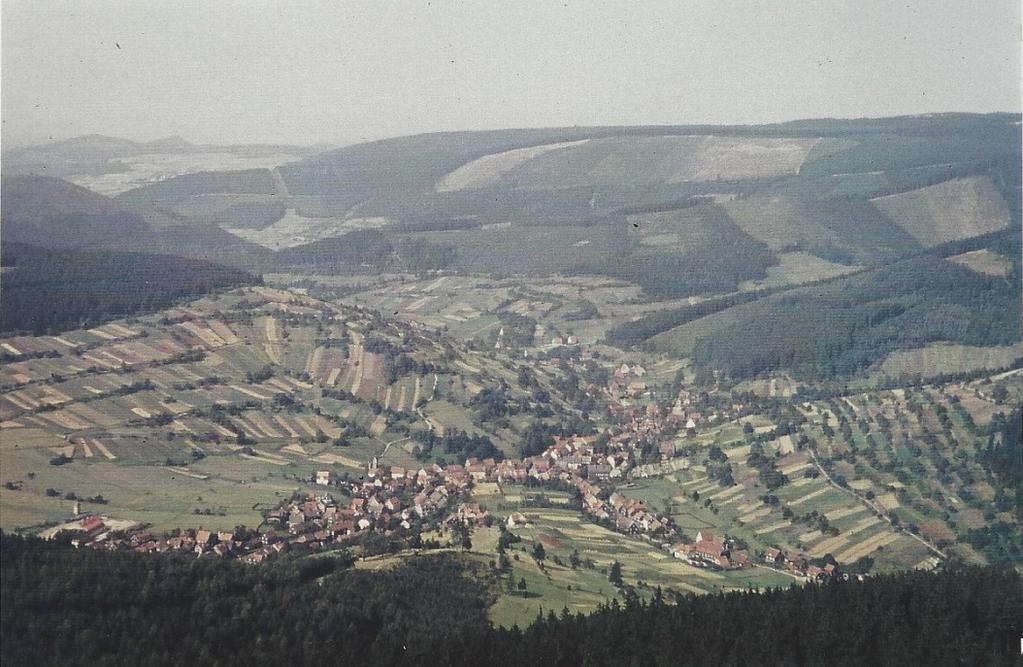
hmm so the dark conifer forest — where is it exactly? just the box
[2,534,1020,666]
[0,243,260,335]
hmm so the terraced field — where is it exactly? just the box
[794,380,1022,563]
[401,503,797,629]
[621,374,1019,572]
[0,286,550,533]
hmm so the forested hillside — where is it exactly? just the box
[0,175,151,250]
[2,534,1020,666]
[606,229,1022,380]
[683,255,1021,380]
[107,113,1018,301]
[10,115,1019,303]
[5,114,1020,375]
[0,243,260,335]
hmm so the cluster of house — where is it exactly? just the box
[605,383,757,459]
[313,433,679,544]
[762,547,841,581]
[578,478,675,537]
[60,480,484,565]
[605,388,702,438]
[57,435,834,580]
[299,460,492,536]
[607,363,650,399]
[59,513,273,561]
[57,427,672,562]
[529,434,631,482]
[668,529,750,570]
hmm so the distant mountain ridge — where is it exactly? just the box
[0,175,272,268]
[2,134,324,166]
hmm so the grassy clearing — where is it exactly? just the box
[738,252,861,291]
[872,343,1023,381]
[948,249,1013,277]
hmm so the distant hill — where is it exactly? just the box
[2,134,319,170]
[109,113,1020,300]
[275,113,1019,215]
[2,134,176,165]
[6,116,1020,329]
[0,175,263,333]
[0,175,150,250]
[1,134,324,196]
[0,175,272,269]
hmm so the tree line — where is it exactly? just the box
[2,534,1021,666]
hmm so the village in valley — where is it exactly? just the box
[5,279,1012,624]
[2,1,1021,660]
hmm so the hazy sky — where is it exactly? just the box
[2,1,1020,147]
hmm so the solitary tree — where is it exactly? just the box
[532,542,546,562]
[609,561,624,587]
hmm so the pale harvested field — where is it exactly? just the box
[874,342,1023,379]
[875,493,900,510]
[842,516,883,539]
[755,521,792,535]
[871,176,1009,246]
[207,320,240,345]
[779,460,812,476]
[681,136,819,181]
[825,506,864,521]
[738,251,860,291]
[90,439,117,459]
[310,415,341,438]
[834,531,901,563]
[693,481,723,495]
[739,506,772,523]
[722,444,751,459]
[436,140,591,191]
[949,249,1013,277]
[291,415,320,437]
[709,484,745,501]
[311,452,364,468]
[177,321,226,347]
[247,413,283,439]
[799,529,823,543]
[471,482,501,497]
[273,415,300,437]
[788,487,830,506]
[226,209,389,250]
[38,410,93,430]
[807,533,849,557]
[231,416,261,439]
[735,500,764,514]
[64,403,120,428]
[229,385,272,400]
